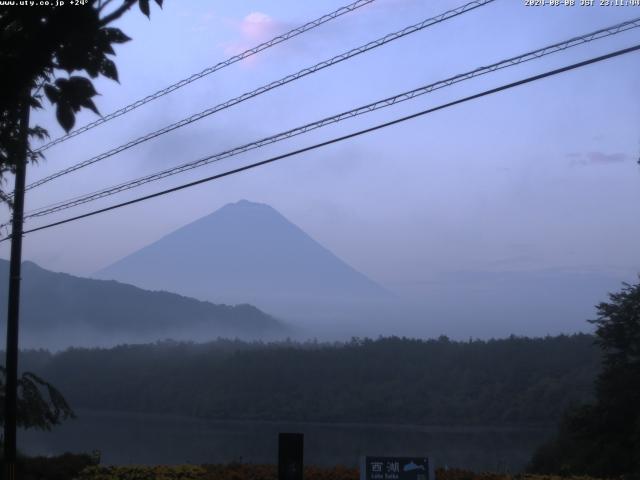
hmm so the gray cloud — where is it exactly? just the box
[568,151,630,166]
[586,152,628,164]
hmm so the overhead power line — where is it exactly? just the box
[34,0,377,153]
[6,43,638,241]
[23,0,496,193]
[23,16,640,219]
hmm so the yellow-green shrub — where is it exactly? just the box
[74,464,609,480]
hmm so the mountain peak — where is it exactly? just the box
[225,199,268,209]
[96,201,390,319]
[215,199,279,217]
[231,199,266,207]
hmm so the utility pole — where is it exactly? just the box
[3,90,31,480]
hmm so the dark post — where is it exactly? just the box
[278,433,304,480]
[3,91,31,479]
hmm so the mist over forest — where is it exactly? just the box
[0,258,286,350]
[3,201,633,351]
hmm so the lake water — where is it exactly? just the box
[20,410,553,472]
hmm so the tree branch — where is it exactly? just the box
[98,0,116,13]
[98,0,137,26]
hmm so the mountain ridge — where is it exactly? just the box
[0,259,286,349]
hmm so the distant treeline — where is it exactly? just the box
[17,335,599,425]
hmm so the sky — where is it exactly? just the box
[1,0,639,337]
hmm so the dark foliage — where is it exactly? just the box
[20,334,600,426]
[12,452,99,480]
[529,279,640,477]
[0,366,74,431]
[0,0,162,199]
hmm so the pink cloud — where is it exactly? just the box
[241,12,277,39]
[222,11,282,60]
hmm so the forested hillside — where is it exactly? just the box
[0,260,285,348]
[19,334,600,425]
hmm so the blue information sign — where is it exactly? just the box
[360,457,433,480]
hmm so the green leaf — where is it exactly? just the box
[79,97,100,116]
[56,103,75,132]
[52,77,100,130]
[102,27,131,44]
[28,126,50,141]
[30,96,43,110]
[102,42,116,55]
[83,53,101,78]
[43,84,60,104]
[65,76,98,99]
[139,0,150,18]
[99,58,119,82]
[56,42,88,73]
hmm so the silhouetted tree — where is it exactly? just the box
[529,279,640,477]
[0,366,74,431]
[0,0,163,202]
[0,0,164,462]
